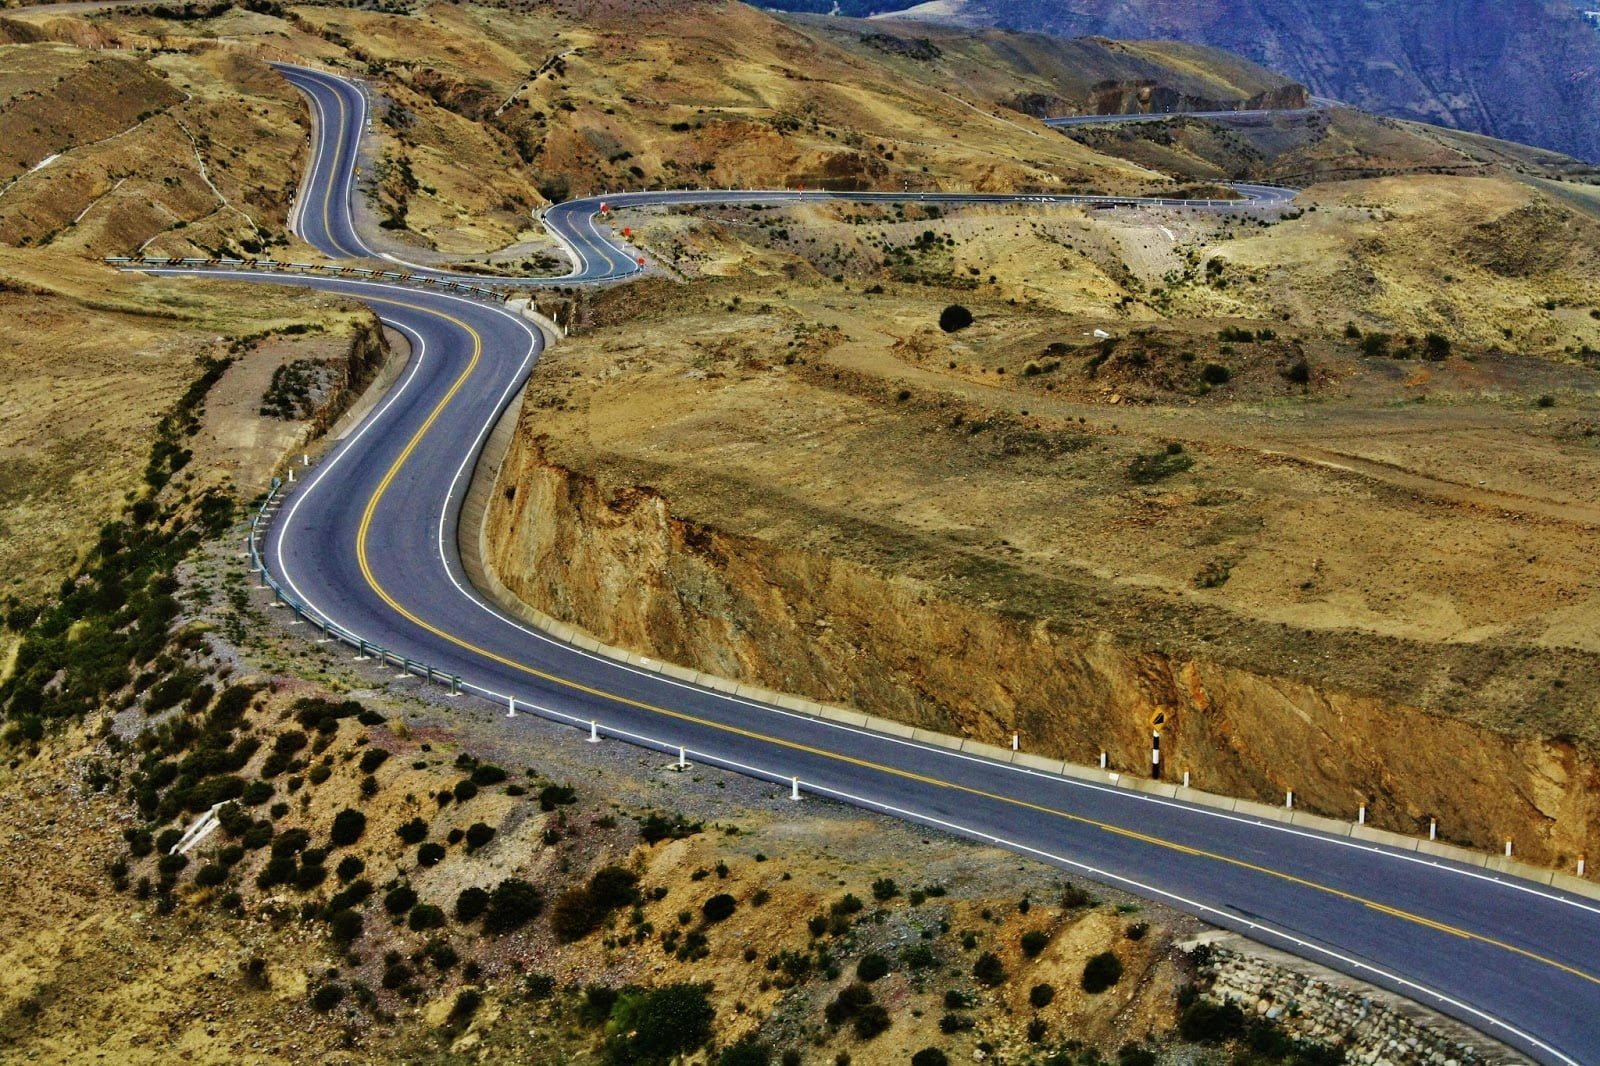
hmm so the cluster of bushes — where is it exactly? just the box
[824,982,891,1040]
[552,865,641,941]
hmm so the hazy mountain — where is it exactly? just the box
[763,0,1600,161]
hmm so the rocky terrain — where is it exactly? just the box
[762,0,1600,163]
[0,0,1596,1061]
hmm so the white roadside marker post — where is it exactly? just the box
[588,720,600,743]
[1429,819,1438,841]
[1286,790,1294,810]
[506,697,517,718]
[790,776,801,802]
[1358,804,1367,825]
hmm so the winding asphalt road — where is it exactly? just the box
[146,65,1600,1064]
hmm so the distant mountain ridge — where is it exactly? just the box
[761,0,1600,161]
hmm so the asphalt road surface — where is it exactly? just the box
[142,65,1600,1065]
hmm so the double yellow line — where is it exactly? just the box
[346,298,1600,993]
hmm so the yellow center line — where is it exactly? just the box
[345,295,1600,992]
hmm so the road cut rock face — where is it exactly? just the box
[484,433,1600,871]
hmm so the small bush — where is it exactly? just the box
[328,908,363,944]
[825,983,875,1026]
[358,748,389,774]
[852,1003,891,1040]
[484,878,543,934]
[972,951,1005,986]
[329,809,366,847]
[461,821,495,851]
[335,855,365,883]
[384,884,418,915]
[938,304,973,333]
[1199,362,1231,385]
[1020,930,1050,957]
[1118,1045,1158,1066]
[453,779,479,803]
[870,877,898,901]
[857,953,890,982]
[538,783,577,811]
[408,903,446,931]
[310,982,346,1012]
[1082,951,1123,994]
[396,817,428,844]
[1179,1000,1246,1043]
[470,763,507,786]
[456,886,490,922]
[912,1050,949,1066]
[702,893,737,923]
[1029,982,1055,1008]
[717,1040,773,1066]
[417,842,446,867]
[938,1013,974,1034]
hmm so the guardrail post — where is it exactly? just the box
[790,776,801,802]
[425,665,436,684]
[450,675,461,696]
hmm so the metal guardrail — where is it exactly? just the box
[247,471,814,802]
[248,476,464,696]
[106,256,511,303]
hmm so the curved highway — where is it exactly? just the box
[144,65,1600,1064]
[275,64,1295,285]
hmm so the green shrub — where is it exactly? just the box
[309,982,346,1012]
[335,855,365,883]
[384,884,418,915]
[456,886,490,923]
[358,748,389,774]
[539,783,578,811]
[1020,930,1050,957]
[1117,1045,1158,1066]
[716,1039,772,1066]
[938,1013,973,1034]
[702,893,737,923]
[396,817,428,844]
[912,1050,949,1066]
[852,1003,891,1039]
[464,822,496,852]
[938,305,973,333]
[409,903,446,931]
[824,983,875,1026]
[329,809,365,847]
[470,763,507,785]
[453,779,479,802]
[1199,362,1231,385]
[1178,1000,1245,1043]
[971,951,1005,986]
[901,943,939,970]
[328,908,363,944]
[1029,982,1055,1008]
[603,982,714,1064]
[870,877,899,901]
[1082,951,1123,994]
[856,953,889,982]
[483,878,544,934]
